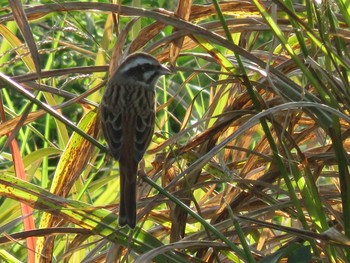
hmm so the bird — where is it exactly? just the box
[99,52,172,228]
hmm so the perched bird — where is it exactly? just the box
[100,53,172,228]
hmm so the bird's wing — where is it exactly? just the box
[100,103,123,160]
[134,90,155,162]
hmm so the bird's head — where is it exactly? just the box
[111,53,172,88]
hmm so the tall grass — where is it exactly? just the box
[0,0,350,262]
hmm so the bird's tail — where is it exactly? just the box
[118,159,138,228]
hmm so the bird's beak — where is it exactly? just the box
[160,64,175,75]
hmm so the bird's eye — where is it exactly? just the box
[140,64,152,72]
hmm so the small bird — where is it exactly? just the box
[100,53,172,228]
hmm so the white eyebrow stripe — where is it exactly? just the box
[119,57,158,73]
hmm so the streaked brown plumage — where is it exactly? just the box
[100,53,171,228]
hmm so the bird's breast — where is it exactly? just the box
[117,85,154,112]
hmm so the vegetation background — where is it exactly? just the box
[0,0,350,262]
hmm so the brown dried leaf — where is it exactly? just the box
[9,0,41,75]
[0,110,46,137]
[169,0,192,64]
[109,18,139,76]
